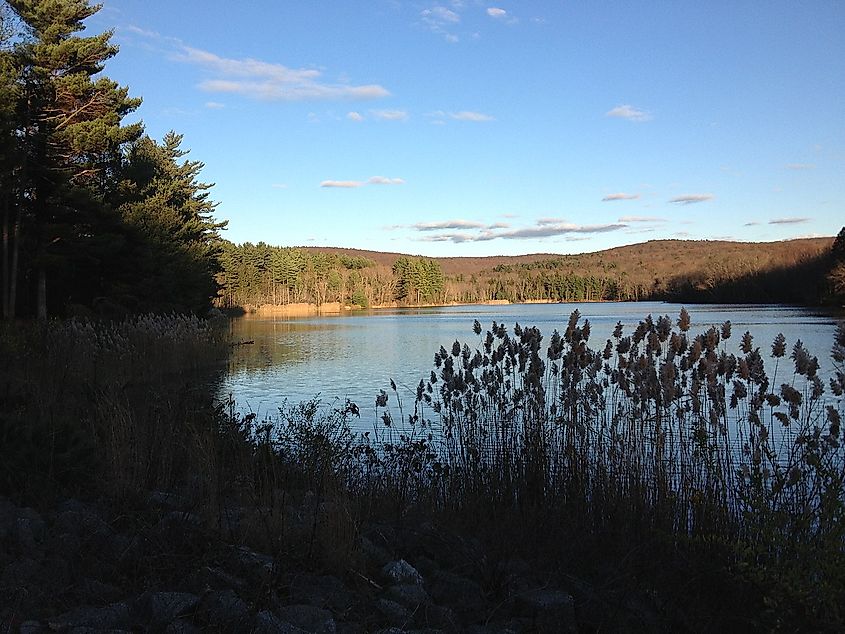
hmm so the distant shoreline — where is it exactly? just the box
[232,298,623,317]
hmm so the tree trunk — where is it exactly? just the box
[37,266,46,320]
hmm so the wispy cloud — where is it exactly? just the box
[426,110,495,122]
[321,180,364,188]
[204,101,225,109]
[370,109,409,121]
[415,219,628,243]
[413,220,493,231]
[606,104,652,122]
[449,110,495,121]
[618,216,666,223]
[786,163,816,170]
[420,6,461,41]
[769,217,811,225]
[177,46,390,102]
[602,192,640,201]
[669,194,714,205]
[347,111,364,122]
[322,176,405,188]
[368,176,405,185]
[486,7,518,23]
[743,221,761,226]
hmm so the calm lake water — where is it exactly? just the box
[220,302,844,424]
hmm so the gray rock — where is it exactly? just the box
[133,591,200,627]
[387,583,429,607]
[515,588,575,633]
[254,610,301,633]
[165,619,202,634]
[361,536,392,567]
[15,508,46,549]
[1,557,44,588]
[428,571,485,613]
[382,559,423,586]
[376,598,412,627]
[197,589,251,628]
[18,621,43,634]
[231,545,275,583]
[48,602,130,630]
[288,574,351,611]
[54,507,113,541]
[276,604,336,634]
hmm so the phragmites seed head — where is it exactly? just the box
[721,320,732,340]
[791,340,811,376]
[678,307,691,332]
[473,319,482,335]
[771,333,786,358]
[741,331,754,354]
[613,321,624,339]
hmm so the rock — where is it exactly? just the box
[387,583,429,608]
[149,490,187,510]
[361,536,392,567]
[132,591,200,628]
[15,508,47,549]
[515,589,575,633]
[428,571,485,614]
[18,621,43,634]
[1,557,44,588]
[275,604,337,634]
[196,589,251,629]
[230,545,275,583]
[287,574,352,612]
[165,619,202,633]
[382,560,423,586]
[48,602,130,630]
[254,610,301,633]
[416,604,458,632]
[376,598,412,627]
[54,507,113,542]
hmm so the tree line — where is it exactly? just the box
[1,0,224,319]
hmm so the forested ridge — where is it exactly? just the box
[217,234,845,309]
[0,0,225,319]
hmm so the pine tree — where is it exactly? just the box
[2,0,142,318]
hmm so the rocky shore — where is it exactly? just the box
[1,493,661,633]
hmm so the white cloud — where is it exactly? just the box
[420,5,461,41]
[371,109,409,121]
[487,8,507,18]
[321,180,364,188]
[606,104,652,122]
[347,111,364,121]
[618,216,666,223]
[368,176,405,185]
[204,101,225,109]
[669,194,714,205]
[449,110,494,121]
[414,219,628,243]
[769,217,811,225]
[602,192,640,201]
[175,45,390,102]
[322,176,406,188]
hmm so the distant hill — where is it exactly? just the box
[219,236,838,309]
[300,237,834,284]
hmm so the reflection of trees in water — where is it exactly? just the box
[227,319,355,373]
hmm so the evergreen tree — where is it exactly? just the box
[115,133,226,313]
[2,0,142,318]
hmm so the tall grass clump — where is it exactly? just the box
[0,314,230,504]
[376,309,844,628]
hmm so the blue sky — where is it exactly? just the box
[91,1,844,257]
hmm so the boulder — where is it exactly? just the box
[382,560,423,586]
[275,604,337,634]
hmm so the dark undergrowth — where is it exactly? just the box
[1,310,843,631]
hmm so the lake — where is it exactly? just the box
[220,302,844,425]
